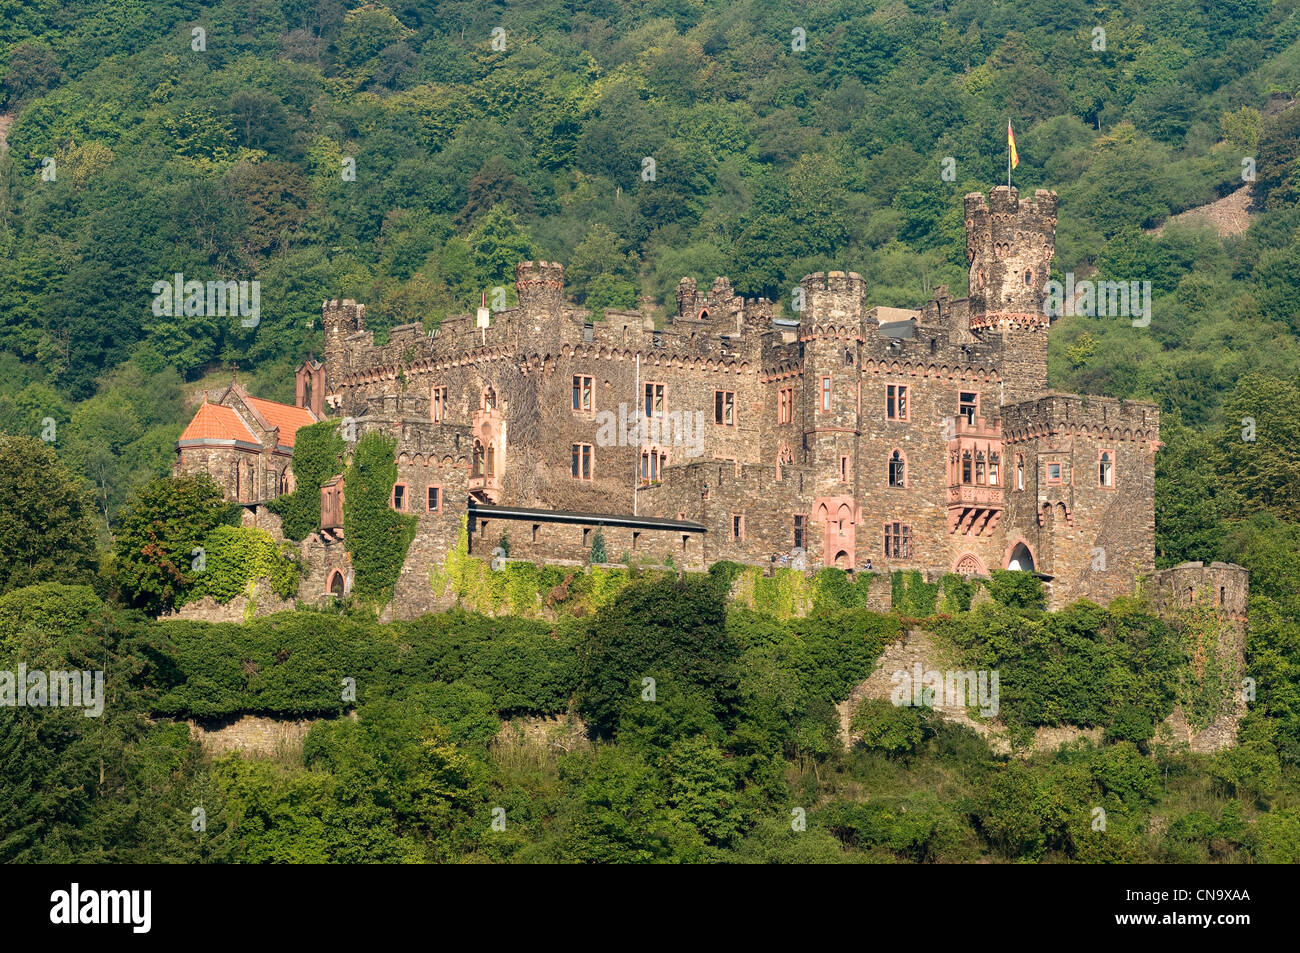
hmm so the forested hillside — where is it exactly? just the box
[3,1,1300,865]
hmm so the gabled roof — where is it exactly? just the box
[243,395,317,447]
[178,401,259,444]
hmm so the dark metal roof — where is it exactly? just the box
[878,320,915,339]
[468,501,706,533]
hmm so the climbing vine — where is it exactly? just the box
[1176,587,1235,731]
[266,420,345,540]
[343,432,417,603]
[184,525,301,605]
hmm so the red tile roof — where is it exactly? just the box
[179,402,259,444]
[244,396,317,447]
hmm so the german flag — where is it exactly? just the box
[1008,120,1019,170]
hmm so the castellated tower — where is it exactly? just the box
[322,299,366,398]
[964,187,1057,405]
[515,261,565,312]
[798,271,867,567]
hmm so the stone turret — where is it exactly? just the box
[964,187,1057,404]
[515,261,565,310]
[800,271,866,327]
[322,299,366,383]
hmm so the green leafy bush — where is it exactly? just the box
[344,432,417,602]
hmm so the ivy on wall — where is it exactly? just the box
[430,520,652,618]
[266,420,345,541]
[343,432,417,603]
[184,525,301,606]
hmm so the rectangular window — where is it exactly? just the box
[1047,462,1062,484]
[426,486,441,512]
[431,386,448,423]
[644,382,665,417]
[392,484,407,511]
[793,515,804,550]
[1099,450,1114,488]
[959,391,978,425]
[572,375,593,413]
[887,384,908,421]
[778,387,794,424]
[714,390,735,426]
[732,514,745,540]
[883,522,911,559]
[639,449,666,485]
[840,455,850,483]
[571,443,593,480]
[820,377,832,413]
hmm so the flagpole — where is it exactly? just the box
[1007,119,1011,191]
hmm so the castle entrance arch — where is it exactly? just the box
[1006,542,1035,572]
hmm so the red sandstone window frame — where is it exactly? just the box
[571,443,593,480]
[778,387,794,424]
[732,514,745,541]
[391,482,408,512]
[888,449,907,488]
[714,390,736,426]
[426,485,442,513]
[431,386,448,422]
[639,447,667,485]
[644,381,666,418]
[1098,449,1115,488]
[887,384,909,421]
[958,391,978,425]
[482,386,497,412]
[820,376,832,413]
[1046,461,1064,485]
[572,375,594,414]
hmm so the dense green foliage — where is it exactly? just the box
[265,420,344,540]
[342,432,417,602]
[183,525,301,607]
[113,473,240,614]
[0,434,98,593]
[3,573,1300,863]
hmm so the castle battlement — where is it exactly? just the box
[1002,394,1159,443]
[173,186,1218,617]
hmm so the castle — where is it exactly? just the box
[172,186,1227,618]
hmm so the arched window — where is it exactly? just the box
[482,386,496,412]
[472,441,484,477]
[961,450,972,485]
[1016,454,1024,491]
[888,450,905,488]
[776,445,793,480]
[989,452,1000,486]
[975,451,986,485]
[1099,451,1113,487]
[485,443,495,478]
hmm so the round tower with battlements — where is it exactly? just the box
[515,261,565,311]
[964,187,1057,404]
